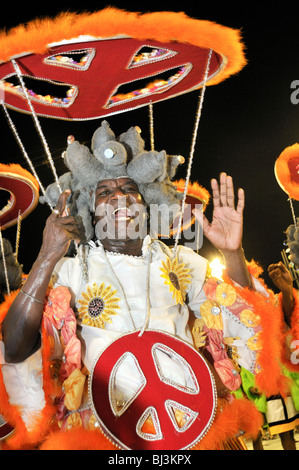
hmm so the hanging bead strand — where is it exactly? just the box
[173,49,213,258]
[148,101,155,151]
[0,228,10,296]
[15,210,22,262]
[0,100,51,207]
[11,59,62,194]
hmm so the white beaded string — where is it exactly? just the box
[15,210,22,262]
[173,49,213,258]
[100,242,152,335]
[101,247,136,331]
[148,101,155,151]
[0,228,10,296]
[11,59,62,194]
[288,197,297,228]
[3,64,85,277]
[1,99,86,278]
[0,99,51,208]
[138,245,152,337]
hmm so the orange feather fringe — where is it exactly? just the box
[0,9,246,86]
[39,398,261,450]
[0,292,55,449]
[0,163,39,192]
[223,271,289,397]
[175,179,211,206]
[40,428,117,450]
[192,398,262,450]
[0,291,19,324]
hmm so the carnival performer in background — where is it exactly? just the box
[1,122,283,450]
[233,262,299,450]
[0,238,23,448]
[0,163,47,449]
[266,262,299,449]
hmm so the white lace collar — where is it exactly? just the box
[88,235,162,260]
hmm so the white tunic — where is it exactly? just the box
[0,236,266,429]
[53,236,208,371]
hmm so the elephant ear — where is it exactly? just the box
[91,121,116,152]
[118,126,145,159]
[127,150,167,184]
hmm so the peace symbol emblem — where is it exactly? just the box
[89,330,216,450]
[0,415,14,442]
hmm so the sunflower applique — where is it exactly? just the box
[192,318,207,349]
[215,282,237,307]
[78,282,120,328]
[160,256,191,305]
[200,299,223,330]
[240,309,261,328]
[247,331,262,351]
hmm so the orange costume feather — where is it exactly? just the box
[0,292,56,450]
[0,164,39,192]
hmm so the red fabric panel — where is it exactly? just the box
[90,330,216,450]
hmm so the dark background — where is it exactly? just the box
[1,2,299,289]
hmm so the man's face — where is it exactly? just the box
[93,177,147,241]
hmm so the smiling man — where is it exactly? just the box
[1,122,264,450]
[94,178,148,254]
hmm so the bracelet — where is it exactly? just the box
[20,289,44,305]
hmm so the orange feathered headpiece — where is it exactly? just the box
[0,163,39,229]
[274,143,299,200]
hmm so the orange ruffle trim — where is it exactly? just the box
[0,292,56,450]
[223,265,290,397]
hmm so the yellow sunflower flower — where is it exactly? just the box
[192,318,206,349]
[247,331,262,351]
[78,282,120,328]
[240,309,261,328]
[160,256,191,305]
[200,299,223,330]
[215,282,237,307]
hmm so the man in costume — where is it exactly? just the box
[0,7,295,450]
[0,122,289,449]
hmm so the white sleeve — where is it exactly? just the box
[0,346,45,431]
[52,256,82,308]
[177,246,208,318]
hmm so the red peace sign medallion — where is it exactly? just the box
[0,38,222,120]
[0,415,14,441]
[89,330,216,450]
